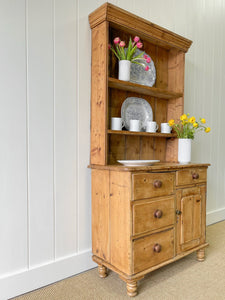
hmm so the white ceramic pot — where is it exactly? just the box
[178,138,191,164]
[118,60,131,81]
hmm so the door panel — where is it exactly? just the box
[176,187,205,254]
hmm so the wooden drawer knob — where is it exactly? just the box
[153,243,161,253]
[192,173,199,179]
[154,209,163,218]
[153,180,162,188]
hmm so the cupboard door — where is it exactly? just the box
[176,186,206,253]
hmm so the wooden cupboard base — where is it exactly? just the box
[98,264,108,278]
[197,248,205,261]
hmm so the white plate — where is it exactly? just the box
[130,49,156,87]
[121,97,153,131]
[117,160,160,166]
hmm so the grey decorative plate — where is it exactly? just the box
[121,97,153,131]
[130,49,156,87]
[117,160,160,166]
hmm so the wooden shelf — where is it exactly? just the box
[108,77,183,99]
[108,129,177,138]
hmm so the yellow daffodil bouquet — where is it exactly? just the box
[168,114,211,139]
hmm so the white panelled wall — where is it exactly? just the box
[0,0,224,298]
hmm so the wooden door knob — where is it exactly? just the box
[153,180,162,188]
[153,243,161,253]
[154,209,163,218]
[192,173,199,179]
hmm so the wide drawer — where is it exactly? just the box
[133,196,175,235]
[133,228,174,273]
[132,172,174,200]
[176,168,207,186]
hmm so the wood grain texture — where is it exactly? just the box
[133,228,174,273]
[132,172,175,200]
[176,168,207,186]
[92,169,110,261]
[133,196,175,235]
[89,3,192,52]
[176,186,206,254]
[90,22,108,165]
[108,77,183,99]
[166,49,185,162]
[110,171,132,275]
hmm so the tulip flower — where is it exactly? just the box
[109,35,151,72]
[119,41,125,47]
[136,42,143,49]
[114,37,120,44]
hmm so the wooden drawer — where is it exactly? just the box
[132,172,174,200]
[133,196,175,235]
[176,168,207,186]
[133,228,174,273]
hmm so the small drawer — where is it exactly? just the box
[133,228,174,273]
[132,172,174,200]
[176,168,207,186]
[133,196,175,235]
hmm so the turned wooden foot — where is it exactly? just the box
[126,280,138,297]
[197,248,205,261]
[98,265,108,278]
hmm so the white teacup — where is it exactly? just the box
[146,121,159,133]
[161,123,172,133]
[111,117,125,130]
[130,119,142,132]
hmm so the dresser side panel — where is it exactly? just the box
[110,171,132,275]
[92,169,110,261]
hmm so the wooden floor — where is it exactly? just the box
[12,220,225,300]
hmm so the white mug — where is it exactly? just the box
[111,117,125,130]
[146,121,159,133]
[130,119,142,132]
[161,122,172,133]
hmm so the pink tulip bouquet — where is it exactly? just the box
[109,36,150,71]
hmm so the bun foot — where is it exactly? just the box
[98,265,108,278]
[197,249,205,261]
[126,280,138,297]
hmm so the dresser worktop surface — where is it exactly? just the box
[89,162,210,172]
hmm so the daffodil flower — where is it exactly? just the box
[168,113,211,139]
[189,116,196,124]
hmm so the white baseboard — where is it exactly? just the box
[0,250,96,300]
[206,207,225,225]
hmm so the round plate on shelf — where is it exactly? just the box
[130,49,156,87]
[121,97,153,131]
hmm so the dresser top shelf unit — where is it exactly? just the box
[89,3,192,166]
